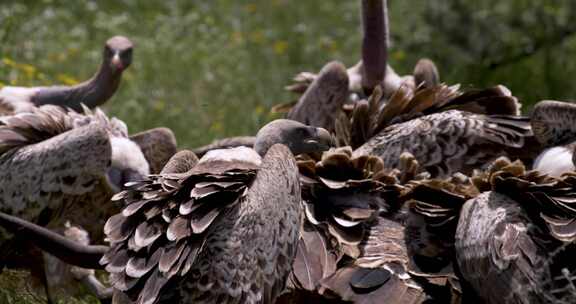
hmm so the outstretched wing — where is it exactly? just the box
[129,127,177,174]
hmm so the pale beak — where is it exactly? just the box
[111,52,124,71]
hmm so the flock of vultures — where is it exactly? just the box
[1,1,576,303]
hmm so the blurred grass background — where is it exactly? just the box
[1,0,576,303]
[2,0,576,148]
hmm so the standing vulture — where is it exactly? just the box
[0,35,133,115]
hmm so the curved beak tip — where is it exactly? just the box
[111,54,124,71]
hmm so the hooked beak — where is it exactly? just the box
[111,52,124,71]
[106,168,145,193]
[304,127,335,152]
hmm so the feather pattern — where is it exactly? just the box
[353,110,535,177]
[456,158,576,303]
[104,144,302,304]
[286,61,350,132]
[281,149,440,303]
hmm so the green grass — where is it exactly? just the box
[2,1,576,149]
[0,0,365,148]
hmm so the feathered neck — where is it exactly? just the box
[31,58,123,111]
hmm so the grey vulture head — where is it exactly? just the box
[0,35,134,114]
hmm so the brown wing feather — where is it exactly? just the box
[180,144,301,303]
[105,156,255,304]
[0,121,113,232]
[456,192,548,304]
[353,110,535,177]
[457,161,576,303]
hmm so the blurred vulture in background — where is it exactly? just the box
[276,0,540,180]
[0,35,133,115]
[0,105,176,302]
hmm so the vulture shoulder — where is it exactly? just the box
[531,100,576,176]
[531,100,576,147]
[286,61,349,132]
[0,86,39,115]
[191,135,256,158]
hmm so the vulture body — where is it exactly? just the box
[456,158,576,303]
[0,105,149,238]
[0,105,175,301]
[0,36,133,115]
[100,119,333,304]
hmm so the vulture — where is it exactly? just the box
[0,35,133,115]
[0,119,334,304]
[456,157,576,303]
[351,108,533,177]
[279,1,534,180]
[0,105,176,301]
[283,0,435,110]
[531,100,576,177]
[285,61,350,133]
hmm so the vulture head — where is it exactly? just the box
[104,36,133,73]
[106,136,149,192]
[254,119,334,156]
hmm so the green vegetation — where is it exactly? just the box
[1,0,576,302]
[2,1,575,148]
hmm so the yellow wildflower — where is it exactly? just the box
[273,40,288,55]
[244,3,257,13]
[2,58,15,66]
